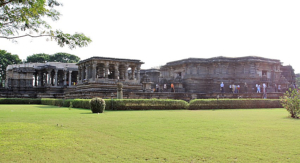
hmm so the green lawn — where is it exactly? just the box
[0,105,299,163]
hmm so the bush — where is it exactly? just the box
[280,88,300,118]
[90,97,106,113]
[189,99,282,110]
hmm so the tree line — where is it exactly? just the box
[0,49,80,87]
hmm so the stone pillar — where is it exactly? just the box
[137,65,141,82]
[131,66,136,80]
[117,82,123,99]
[38,71,42,87]
[114,63,119,79]
[64,70,67,86]
[85,65,89,80]
[47,70,51,86]
[125,64,129,80]
[105,62,109,79]
[92,62,97,81]
[81,65,85,82]
[54,69,58,87]
[69,70,72,86]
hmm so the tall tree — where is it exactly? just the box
[0,49,22,86]
[50,52,80,63]
[0,0,92,49]
[26,53,50,63]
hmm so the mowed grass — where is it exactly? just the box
[0,105,300,162]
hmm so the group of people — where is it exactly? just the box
[154,82,290,94]
[154,83,175,92]
[228,84,241,93]
[221,82,247,94]
[220,82,285,96]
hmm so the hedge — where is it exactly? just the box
[40,98,188,110]
[0,98,41,104]
[1,98,284,110]
[188,99,283,110]
[106,99,188,110]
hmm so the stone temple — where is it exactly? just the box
[1,56,296,100]
[159,56,294,93]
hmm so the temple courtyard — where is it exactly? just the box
[1,105,300,162]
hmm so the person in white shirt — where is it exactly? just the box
[220,82,224,93]
[163,84,167,92]
[263,83,266,93]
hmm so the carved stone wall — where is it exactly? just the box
[159,56,294,93]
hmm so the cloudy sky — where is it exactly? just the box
[1,0,300,72]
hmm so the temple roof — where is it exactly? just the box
[163,56,281,67]
[78,56,144,64]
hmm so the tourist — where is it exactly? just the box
[263,83,266,93]
[258,85,261,93]
[244,82,248,93]
[220,82,224,93]
[232,84,235,94]
[156,84,159,92]
[237,85,240,93]
[256,84,258,93]
[278,85,281,92]
[163,84,167,92]
[229,84,232,93]
[235,85,238,93]
[171,83,175,92]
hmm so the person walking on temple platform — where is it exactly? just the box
[232,84,236,94]
[220,82,224,93]
[163,84,167,92]
[156,84,159,92]
[237,85,240,93]
[257,84,261,93]
[278,85,281,92]
[229,84,232,93]
[171,83,175,92]
[263,83,266,94]
[256,84,259,93]
[244,82,248,93]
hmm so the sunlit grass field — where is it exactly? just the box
[1,105,299,162]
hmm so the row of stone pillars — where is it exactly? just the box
[34,69,74,87]
[78,62,141,82]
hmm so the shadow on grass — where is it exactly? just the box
[282,116,300,120]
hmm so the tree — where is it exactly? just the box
[281,88,300,119]
[0,49,22,87]
[26,52,80,63]
[50,52,80,63]
[0,0,92,49]
[26,53,50,63]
